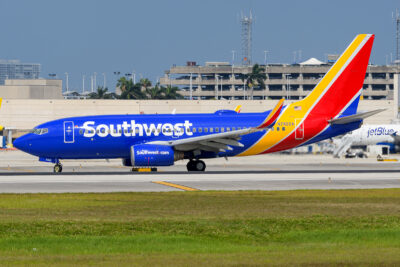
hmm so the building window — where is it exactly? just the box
[269,85,283,91]
[371,73,386,79]
[371,84,386,91]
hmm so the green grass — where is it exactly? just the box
[1,189,400,266]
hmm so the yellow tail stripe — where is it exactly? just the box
[238,34,368,156]
[152,181,199,191]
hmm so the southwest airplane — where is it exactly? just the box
[14,34,383,172]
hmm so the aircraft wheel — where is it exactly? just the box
[194,160,206,172]
[186,160,195,171]
[53,164,63,173]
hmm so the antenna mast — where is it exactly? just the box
[394,9,400,63]
[241,11,253,65]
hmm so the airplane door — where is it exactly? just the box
[295,119,304,140]
[64,121,75,143]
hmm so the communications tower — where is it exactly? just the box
[394,9,400,63]
[241,12,253,65]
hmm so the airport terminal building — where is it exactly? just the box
[0,60,40,85]
[160,60,400,100]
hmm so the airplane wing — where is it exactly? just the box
[148,99,284,153]
[328,108,385,125]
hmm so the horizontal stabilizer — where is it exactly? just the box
[256,98,284,129]
[328,109,385,125]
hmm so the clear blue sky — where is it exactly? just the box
[0,0,399,91]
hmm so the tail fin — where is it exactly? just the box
[299,34,374,118]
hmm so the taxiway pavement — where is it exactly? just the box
[0,150,399,193]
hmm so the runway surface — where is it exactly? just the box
[1,150,400,193]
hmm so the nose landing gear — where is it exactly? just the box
[186,159,206,172]
[53,163,63,173]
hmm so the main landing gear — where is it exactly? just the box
[186,159,206,172]
[53,163,63,173]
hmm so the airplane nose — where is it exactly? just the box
[13,135,30,152]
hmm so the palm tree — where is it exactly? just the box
[146,85,164,99]
[162,85,184,99]
[139,78,152,91]
[116,77,130,92]
[88,86,116,99]
[242,64,266,100]
[120,83,147,99]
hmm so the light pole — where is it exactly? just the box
[65,72,69,93]
[243,79,246,100]
[102,73,106,88]
[220,76,223,100]
[285,74,291,100]
[82,74,85,93]
[215,75,219,100]
[113,71,121,93]
[231,50,236,66]
[132,70,136,84]
[264,50,269,65]
[94,72,97,90]
[189,73,193,100]
[91,75,94,93]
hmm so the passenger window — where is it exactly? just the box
[135,129,139,134]
[204,128,208,133]
[277,127,280,131]
[282,127,286,131]
[215,128,219,132]
[192,128,196,133]
[198,128,203,133]
[227,127,230,131]
[221,127,225,132]
[209,128,214,133]
[79,129,83,135]
[232,127,236,131]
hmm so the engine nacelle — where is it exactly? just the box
[130,144,183,167]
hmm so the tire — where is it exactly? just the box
[53,164,62,173]
[186,160,195,171]
[194,160,206,172]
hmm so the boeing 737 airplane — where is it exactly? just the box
[333,124,400,157]
[14,34,383,172]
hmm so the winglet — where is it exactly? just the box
[256,98,284,129]
[234,105,242,113]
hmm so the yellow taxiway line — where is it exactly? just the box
[152,181,199,191]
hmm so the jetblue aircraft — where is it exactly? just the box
[14,34,382,172]
[334,124,400,157]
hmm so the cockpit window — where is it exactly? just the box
[30,128,48,135]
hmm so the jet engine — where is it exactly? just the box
[124,144,184,167]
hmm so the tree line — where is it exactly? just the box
[88,64,266,100]
[88,77,183,100]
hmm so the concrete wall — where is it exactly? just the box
[0,79,63,99]
[0,99,396,130]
